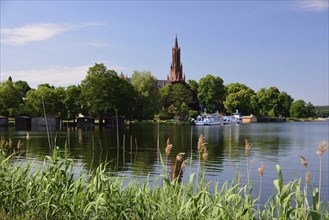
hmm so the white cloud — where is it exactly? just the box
[295,0,329,12]
[1,22,106,46]
[1,64,126,88]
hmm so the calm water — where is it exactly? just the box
[1,121,328,204]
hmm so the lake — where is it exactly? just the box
[1,121,328,204]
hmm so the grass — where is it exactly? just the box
[0,138,329,219]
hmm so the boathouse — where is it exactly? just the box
[15,116,32,130]
[76,116,95,128]
[0,116,8,127]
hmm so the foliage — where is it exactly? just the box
[314,105,329,118]
[23,84,65,117]
[14,80,31,98]
[224,83,257,115]
[256,87,293,117]
[64,85,82,121]
[80,63,137,120]
[197,74,226,113]
[291,100,316,118]
[160,83,195,116]
[0,67,316,120]
[131,71,161,119]
[0,80,21,117]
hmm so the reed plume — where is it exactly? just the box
[300,155,310,218]
[26,132,30,141]
[244,139,254,185]
[245,139,252,157]
[316,141,328,210]
[257,161,264,198]
[202,147,209,162]
[172,152,186,182]
[197,134,207,152]
[165,138,173,166]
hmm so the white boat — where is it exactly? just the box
[232,110,242,124]
[222,110,242,125]
[194,113,222,126]
[195,115,206,125]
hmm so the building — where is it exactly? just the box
[157,35,186,88]
[15,116,32,130]
[0,116,8,127]
[168,34,185,83]
[76,116,95,128]
[31,116,60,130]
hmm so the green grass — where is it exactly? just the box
[1,140,328,219]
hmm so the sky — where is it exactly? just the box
[1,0,328,106]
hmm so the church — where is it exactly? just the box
[157,35,186,88]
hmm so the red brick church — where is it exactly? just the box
[157,35,186,87]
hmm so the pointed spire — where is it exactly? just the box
[174,33,178,48]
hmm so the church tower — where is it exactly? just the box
[169,34,185,83]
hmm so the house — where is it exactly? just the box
[32,116,60,130]
[15,116,32,130]
[76,116,95,128]
[0,116,8,127]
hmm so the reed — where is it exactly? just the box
[0,138,328,219]
[300,155,310,218]
[245,139,254,185]
[316,141,328,211]
[257,161,264,199]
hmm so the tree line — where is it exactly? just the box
[0,63,324,121]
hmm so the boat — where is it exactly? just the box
[232,110,242,124]
[194,113,222,126]
[222,110,242,125]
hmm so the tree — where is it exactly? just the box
[256,87,293,117]
[23,84,65,117]
[131,71,161,119]
[277,92,293,117]
[0,80,21,116]
[224,83,257,115]
[305,102,315,117]
[64,85,81,121]
[180,102,189,120]
[80,63,137,121]
[197,74,226,113]
[14,80,31,98]
[159,83,194,116]
[187,79,199,111]
[290,99,307,118]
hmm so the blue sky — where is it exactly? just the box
[1,0,328,105]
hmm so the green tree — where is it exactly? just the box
[197,74,226,113]
[64,85,81,121]
[80,63,137,121]
[131,71,161,119]
[23,84,65,117]
[159,83,194,115]
[305,102,315,117]
[290,99,307,118]
[277,92,294,117]
[224,83,257,115]
[256,87,292,117]
[187,79,199,111]
[180,102,189,120]
[14,80,31,98]
[0,80,22,116]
